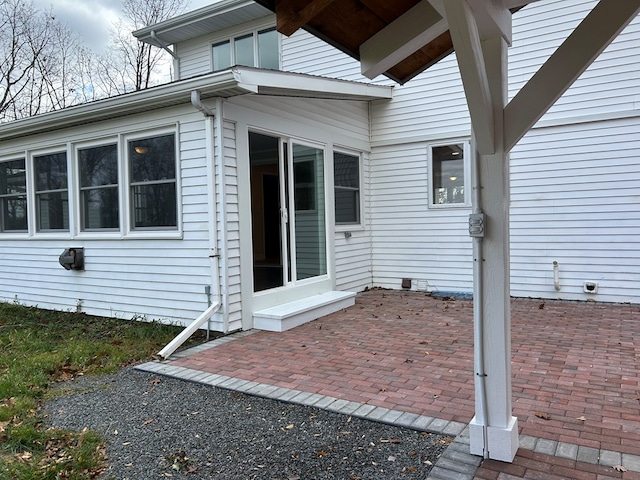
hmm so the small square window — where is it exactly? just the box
[334,152,360,224]
[430,143,467,206]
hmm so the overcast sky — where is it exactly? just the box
[32,0,214,52]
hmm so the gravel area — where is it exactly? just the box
[44,367,451,479]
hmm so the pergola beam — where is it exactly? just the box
[360,1,447,80]
[504,0,640,152]
[275,0,338,36]
[467,0,512,44]
[443,0,496,154]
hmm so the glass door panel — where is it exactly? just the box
[292,143,326,280]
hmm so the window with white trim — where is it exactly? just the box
[78,143,119,230]
[0,158,28,232]
[333,151,360,225]
[128,133,177,229]
[212,27,279,70]
[34,152,69,230]
[429,142,468,207]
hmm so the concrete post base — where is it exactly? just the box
[469,415,519,462]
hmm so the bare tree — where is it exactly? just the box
[102,0,187,93]
[0,0,88,122]
[0,0,53,121]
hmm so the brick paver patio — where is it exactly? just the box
[149,290,640,479]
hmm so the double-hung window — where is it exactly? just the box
[429,142,469,207]
[78,144,119,230]
[34,152,69,230]
[212,27,279,70]
[0,159,28,232]
[333,152,361,225]
[128,133,177,229]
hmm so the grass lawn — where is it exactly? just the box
[0,301,203,479]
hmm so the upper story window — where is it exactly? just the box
[212,27,279,71]
[78,144,119,230]
[34,152,69,230]
[334,151,361,225]
[429,142,469,207]
[128,133,177,229]
[0,158,28,232]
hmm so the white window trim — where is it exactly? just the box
[209,19,280,71]
[0,154,29,237]
[427,140,471,209]
[29,144,74,239]
[333,147,364,231]
[122,126,182,240]
[72,138,122,239]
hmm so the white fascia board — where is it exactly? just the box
[0,71,241,141]
[231,68,393,100]
[133,0,265,46]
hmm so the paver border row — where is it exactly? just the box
[136,330,640,479]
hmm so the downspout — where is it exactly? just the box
[553,261,560,291]
[470,146,490,459]
[155,90,220,359]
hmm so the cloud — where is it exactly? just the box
[32,0,123,52]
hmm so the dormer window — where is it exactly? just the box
[212,27,279,71]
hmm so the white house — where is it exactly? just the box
[1,0,639,335]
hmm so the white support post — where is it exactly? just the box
[468,34,518,463]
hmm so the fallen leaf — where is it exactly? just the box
[285,424,294,429]
[612,465,627,472]
[317,450,328,457]
[142,418,154,425]
[149,378,161,385]
[534,411,551,420]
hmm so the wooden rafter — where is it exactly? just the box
[274,0,339,36]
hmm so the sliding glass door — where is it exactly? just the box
[249,132,327,292]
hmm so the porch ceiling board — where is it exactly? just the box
[254,0,524,84]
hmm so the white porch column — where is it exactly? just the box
[468,34,518,462]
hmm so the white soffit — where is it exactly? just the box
[134,0,273,47]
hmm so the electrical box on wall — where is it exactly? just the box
[59,248,84,271]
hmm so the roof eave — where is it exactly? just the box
[0,67,392,141]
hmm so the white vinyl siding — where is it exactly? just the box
[370,144,473,293]
[510,116,640,304]
[0,106,214,326]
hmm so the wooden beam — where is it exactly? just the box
[360,1,447,79]
[275,0,338,36]
[467,0,512,44]
[504,0,640,152]
[444,0,495,154]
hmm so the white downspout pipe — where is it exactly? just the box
[155,91,221,359]
[471,146,490,459]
